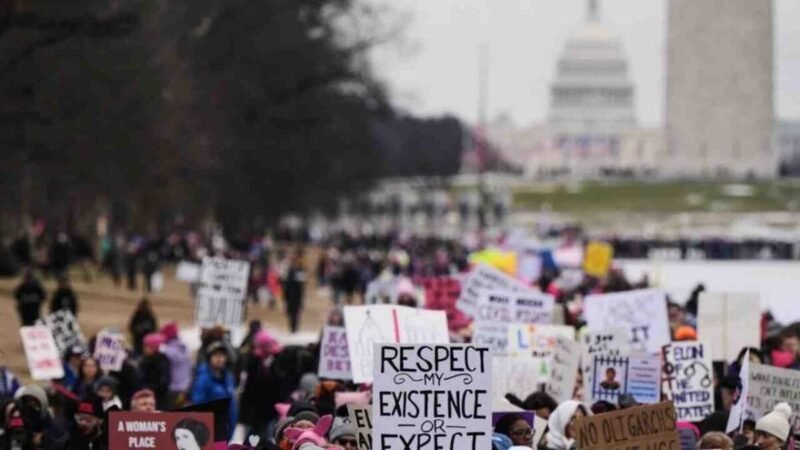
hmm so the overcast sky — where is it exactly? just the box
[369,0,800,127]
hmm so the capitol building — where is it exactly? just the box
[487,0,791,180]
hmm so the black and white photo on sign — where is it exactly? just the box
[372,343,492,450]
[580,328,630,403]
[590,355,661,405]
[36,309,86,352]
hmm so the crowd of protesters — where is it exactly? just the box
[2,226,800,449]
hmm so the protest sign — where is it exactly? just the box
[344,305,449,383]
[365,277,398,305]
[492,355,549,404]
[372,344,492,450]
[746,362,800,430]
[456,265,530,317]
[109,411,214,450]
[590,355,661,404]
[584,288,670,355]
[726,352,750,433]
[697,292,760,362]
[580,328,630,403]
[176,261,201,283]
[582,241,613,278]
[546,336,581,403]
[348,405,373,450]
[20,326,64,380]
[507,324,575,359]
[574,402,679,450]
[662,342,714,422]
[318,326,351,380]
[94,329,127,372]
[36,309,86,352]
[472,290,555,354]
[194,257,250,328]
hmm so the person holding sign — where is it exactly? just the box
[543,400,590,450]
[754,403,792,450]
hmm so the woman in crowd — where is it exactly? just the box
[128,298,158,355]
[494,413,534,448]
[191,341,238,437]
[140,332,171,410]
[72,357,100,400]
[543,400,590,450]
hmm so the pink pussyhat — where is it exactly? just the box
[143,332,165,350]
[160,322,179,341]
[284,415,333,450]
[253,329,282,358]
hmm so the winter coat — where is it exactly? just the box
[162,338,192,392]
[239,355,281,430]
[140,352,171,409]
[15,279,46,325]
[50,287,79,316]
[191,363,238,436]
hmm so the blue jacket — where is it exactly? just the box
[191,363,237,436]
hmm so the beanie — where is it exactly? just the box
[756,402,792,442]
[328,419,357,442]
[94,376,119,394]
[160,322,179,341]
[674,326,697,341]
[14,384,49,419]
[143,332,165,350]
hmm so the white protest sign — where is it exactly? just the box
[580,329,630,404]
[492,355,549,404]
[590,355,661,405]
[348,405,373,450]
[176,261,201,283]
[94,329,126,372]
[697,292,760,362]
[472,290,555,354]
[507,324,576,359]
[662,342,714,422]
[318,326,351,380]
[457,265,531,316]
[726,352,750,433]
[20,326,64,380]
[36,309,86,352]
[194,257,250,328]
[344,305,449,384]
[373,344,492,450]
[746,362,800,430]
[584,288,670,355]
[546,336,581,403]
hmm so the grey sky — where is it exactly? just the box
[370,0,800,127]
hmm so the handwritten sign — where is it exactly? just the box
[348,405,373,450]
[109,411,214,450]
[94,329,127,372]
[697,292,760,362]
[457,265,530,317]
[472,290,555,354]
[36,309,86,352]
[662,342,714,422]
[584,288,670,355]
[492,356,548,404]
[344,305,449,384]
[746,362,800,430]
[20,326,64,380]
[507,324,575,359]
[574,402,680,450]
[582,241,613,278]
[546,336,581,403]
[318,326,351,380]
[373,344,492,450]
[590,355,662,405]
[194,257,250,328]
[580,328,630,403]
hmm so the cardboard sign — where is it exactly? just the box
[507,324,575,359]
[94,329,127,372]
[318,326,351,380]
[348,405,373,450]
[574,402,680,450]
[662,342,714,422]
[580,329,630,403]
[590,355,662,405]
[746,362,800,430]
[457,265,530,317]
[36,309,86,352]
[176,262,201,283]
[492,355,549,404]
[372,344,492,450]
[697,292,760,362]
[194,257,250,328]
[584,288,670,355]
[546,336,581,403]
[20,326,64,380]
[109,411,214,450]
[582,241,613,278]
[726,352,750,433]
[344,305,449,384]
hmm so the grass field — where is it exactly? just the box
[511,181,800,214]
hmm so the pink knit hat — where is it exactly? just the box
[143,332,165,350]
[253,330,282,357]
[160,322,179,341]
